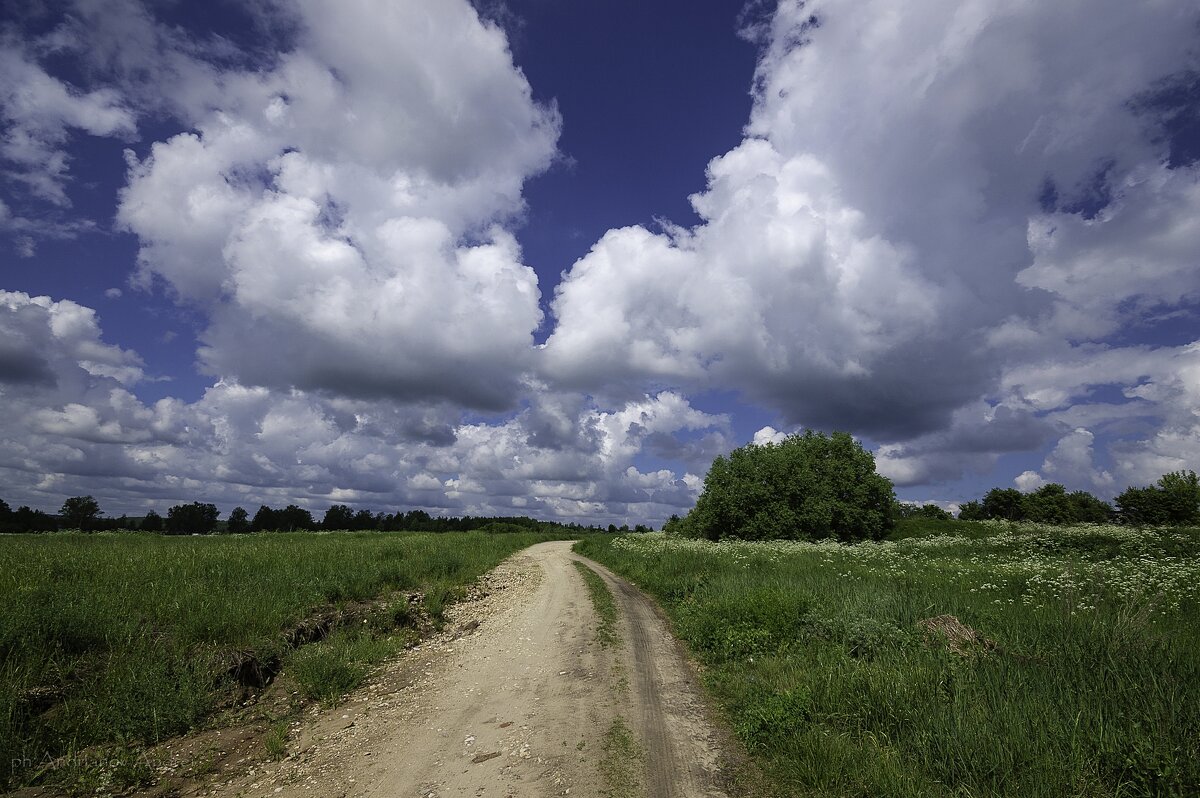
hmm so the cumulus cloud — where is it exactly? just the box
[0,37,136,206]
[116,0,559,408]
[0,294,722,524]
[544,0,1200,491]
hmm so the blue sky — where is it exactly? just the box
[1,0,1198,524]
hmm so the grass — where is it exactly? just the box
[576,522,1200,797]
[263,721,288,760]
[599,716,643,798]
[573,561,619,649]
[0,529,562,790]
[289,626,407,706]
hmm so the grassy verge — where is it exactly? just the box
[573,560,619,649]
[576,523,1200,797]
[0,530,561,791]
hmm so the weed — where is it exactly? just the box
[263,721,288,760]
[599,716,642,798]
[573,561,619,649]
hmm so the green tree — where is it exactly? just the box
[165,502,220,534]
[1066,490,1114,523]
[981,488,1026,521]
[1157,470,1200,525]
[957,500,985,521]
[1117,471,1200,526]
[227,506,250,534]
[277,505,315,532]
[1021,483,1074,524]
[251,505,278,531]
[322,504,354,530]
[681,430,895,542]
[60,495,101,530]
[140,509,164,532]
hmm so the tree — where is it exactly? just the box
[894,502,952,521]
[1067,490,1114,523]
[60,496,101,531]
[1021,483,1074,524]
[251,505,278,532]
[680,430,895,542]
[277,505,315,532]
[1117,471,1200,526]
[957,500,985,521]
[14,506,57,532]
[141,509,164,532]
[1156,470,1200,525]
[981,488,1026,521]
[166,502,220,534]
[227,506,250,534]
[323,504,354,530]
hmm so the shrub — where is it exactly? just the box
[679,430,895,542]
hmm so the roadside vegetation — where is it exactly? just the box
[0,530,566,792]
[577,523,1200,797]
[573,561,619,649]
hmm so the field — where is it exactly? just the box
[576,522,1200,797]
[0,530,560,791]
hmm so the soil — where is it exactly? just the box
[117,541,737,798]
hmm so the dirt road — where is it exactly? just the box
[196,541,733,798]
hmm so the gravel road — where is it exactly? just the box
[201,540,732,798]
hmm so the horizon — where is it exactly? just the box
[2,0,1198,525]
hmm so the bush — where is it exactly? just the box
[678,430,895,542]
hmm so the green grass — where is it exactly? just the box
[576,523,1200,797]
[599,715,643,798]
[0,529,560,790]
[263,721,288,760]
[573,561,619,649]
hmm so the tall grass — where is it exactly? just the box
[0,530,554,789]
[577,523,1200,797]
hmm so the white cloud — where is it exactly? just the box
[0,294,728,525]
[752,426,788,446]
[0,38,136,205]
[0,291,143,387]
[543,0,1200,454]
[1014,471,1045,492]
[1020,165,1200,340]
[1040,428,1115,491]
[114,0,559,408]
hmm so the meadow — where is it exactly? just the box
[576,521,1200,797]
[0,530,560,791]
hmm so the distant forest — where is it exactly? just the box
[0,496,625,535]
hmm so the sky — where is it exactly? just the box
[1,0,1199,526]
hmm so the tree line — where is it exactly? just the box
[953,471,1200,526]
[666,430,1200,543]
[0,497,605,535]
